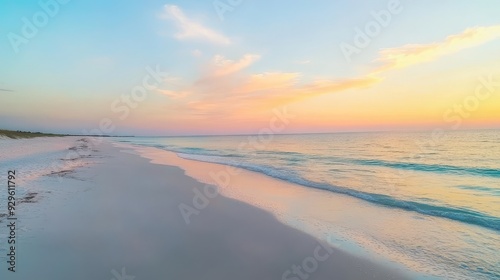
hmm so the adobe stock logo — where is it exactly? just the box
[111,267,135,280]
[7,0,71,54]
[339,0,403,62]
[213,0,243,21]
[281,237,337,280]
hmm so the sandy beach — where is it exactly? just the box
[3,1,500,278]
[0,137,412,279]
[2,1,500,278]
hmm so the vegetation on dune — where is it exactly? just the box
[0,129,66,139]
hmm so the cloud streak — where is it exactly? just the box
[375,25,500,72]
[162,5,231,45]
[161,65,378,120]
[211,54,261,77]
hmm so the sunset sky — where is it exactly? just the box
[1,0,499,135]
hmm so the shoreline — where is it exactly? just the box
[112,141,421,278]
[115,140,499,280]
[0,137,411,279]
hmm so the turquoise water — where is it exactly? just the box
[116,130,500,279]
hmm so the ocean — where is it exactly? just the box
[116,129,500,280]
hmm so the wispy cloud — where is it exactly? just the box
[375,25,500,72]
[154,75,190,99]
[162,5,231,45]
[161,69,379,120]
[264,75,380,108]
[238,72,300,93]
[0,88,14,92]
[156,89,190,99]
[210,54,261,77]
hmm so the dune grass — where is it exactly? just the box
[0,129,66,139]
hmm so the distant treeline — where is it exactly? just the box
[0,129,133,139]
[0,129,65,139]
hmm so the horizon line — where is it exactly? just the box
[4,127,498,138]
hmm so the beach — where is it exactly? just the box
[0,136,411,280]
[2,1,499,279]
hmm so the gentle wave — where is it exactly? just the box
[257,150,500,178]
[455,185,500,196]
[176,152,500,232]
[338,158,500,178]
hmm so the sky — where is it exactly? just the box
[1,0,500,136]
